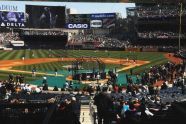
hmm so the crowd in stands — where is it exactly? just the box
[68,33,103,46]
[67,31,185,50]
[22,29,65,36]
[126,45,177,49]
[138,31,186,39]
[137,5,186,19]
[98,38,129,48]
[0,74,92,104]
[0,32,21,46]
[67,33,129,49]
[0,73,93,124]
[93,61,186,124]
[174,49,186,59]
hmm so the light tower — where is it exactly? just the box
[178,2,183,51]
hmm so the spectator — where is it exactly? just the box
[94,88,114,124]
[32,67,36,77]
[54,67,58,76]
[53,86,59,91]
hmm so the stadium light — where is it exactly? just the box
[178,2,183,51]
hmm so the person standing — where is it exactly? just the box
[54,67,58,76]
[94,88,114,124]
[32,51,35,57]
[42,76,47,84]
[39,7,52,28]
[126,74,129,84]
[130,69,133,75]
[22,56,25,60]
[19,74,24,84]
[32,67,36,77]
[126,55,129,63]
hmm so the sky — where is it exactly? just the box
[0,1,135,18]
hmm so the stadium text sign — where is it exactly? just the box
[0,5,18,12]
[0,22,24,27]
[90,13,116,19]
[66,23,89,29]
[90,13,116,29]
[0,11,25,28]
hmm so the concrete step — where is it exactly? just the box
[80,105,92,124]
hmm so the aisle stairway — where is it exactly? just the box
[80,105,93,124]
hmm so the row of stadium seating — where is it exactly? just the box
[67,33,129,49]
[138,31,186,39]
[137,5,186,18]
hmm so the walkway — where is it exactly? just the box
[80,105,93,124]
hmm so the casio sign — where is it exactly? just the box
[67,24,89,29]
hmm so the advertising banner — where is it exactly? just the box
[0,11,25,28]
[90,13,116,28]
[125,47,141,52]
[66,23,90,29]
[90,13,116,19]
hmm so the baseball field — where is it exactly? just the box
[0,49,175,88]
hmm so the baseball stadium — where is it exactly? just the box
[0,0,186,124]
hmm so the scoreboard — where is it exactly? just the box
[66,13,116,29]
[68,14,90,23]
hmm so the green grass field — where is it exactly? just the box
[0,49,166,60]
[0,49,168,87]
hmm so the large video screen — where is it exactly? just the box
[66,14,90,29]
[26,5,66,28]
[0,11,25,28]
[67,13,115,29]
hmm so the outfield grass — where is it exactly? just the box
[0,49,168,84]
[0,49,166,60]
[0,70,41,82]
[12,61,121,72]
[128,56,168,74]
